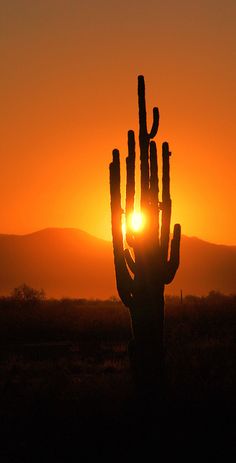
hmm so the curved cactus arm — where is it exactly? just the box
[148,107,159,139]
[160,142,172,261]
[110,149,133,307]
[124,248,136,275]
[164,224,181,284]
[126,130,135,247]
[138,75,159,140]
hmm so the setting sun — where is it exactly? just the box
[131,211,144,232]
[122,211,144,236]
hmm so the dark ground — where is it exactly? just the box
[0,294,235,461]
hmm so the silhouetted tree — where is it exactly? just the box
[109,76,181,393]
[11,283,45,305]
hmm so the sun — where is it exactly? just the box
[122,211,145,237]
[131,211,144,232]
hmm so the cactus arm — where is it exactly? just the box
[148,107,159,139]
[160,142,172,261]
[162,142,171,201]
[138,75,159,140]
[110,149,133,307]
[150,141,159,201]
[126,130,135,247]
[164,224,181,284]
[126,130,135,215]
[149,141,159,243]
[124,248,136,274]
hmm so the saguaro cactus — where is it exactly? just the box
[109,76,181,390]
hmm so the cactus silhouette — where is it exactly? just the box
[109,76,181,392]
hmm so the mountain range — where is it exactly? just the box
[0,228,235,298]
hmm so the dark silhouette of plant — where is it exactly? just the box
[109,75,181,392]
[11,283,45,305]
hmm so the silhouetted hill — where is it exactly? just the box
[172,235,236,296]
[0,228,235,298]
[0,228,115,299]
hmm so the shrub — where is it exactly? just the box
[11,284,45,304]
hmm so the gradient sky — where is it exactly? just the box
[0,0,235,245]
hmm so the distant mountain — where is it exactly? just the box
[172,235,236,296]
[0,228,235,298]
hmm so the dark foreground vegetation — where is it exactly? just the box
[0,291,235,461]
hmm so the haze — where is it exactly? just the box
[0,1,235,245]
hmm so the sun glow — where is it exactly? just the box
[131,211,144,232]
[122,211,145,237]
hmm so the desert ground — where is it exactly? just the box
[0,294,235,461]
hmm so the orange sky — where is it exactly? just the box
[0,1,235,245]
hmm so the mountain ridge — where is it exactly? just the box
[0,227,235,248]
[0,227,235,298]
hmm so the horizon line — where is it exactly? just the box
[0,226,235,248]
